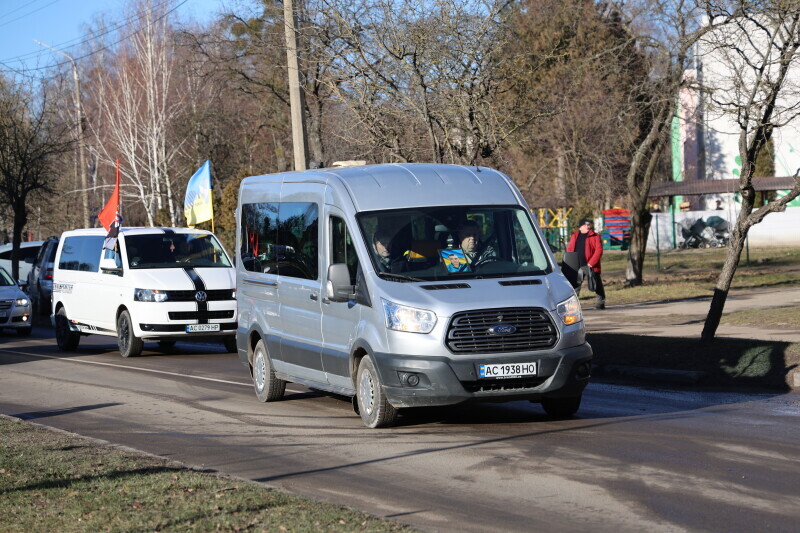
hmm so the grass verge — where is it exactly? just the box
[0,416,412,533]
[588,333,800,391]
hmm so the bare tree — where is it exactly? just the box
[0,76,72,280]
[88,0,187,226]
[700,4,800,341]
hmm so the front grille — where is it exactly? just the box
[446,307,557,354]
[0,300,11,310]
[165,289,234,302]
[168,310,235,320]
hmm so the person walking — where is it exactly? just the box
[566,218,605,309]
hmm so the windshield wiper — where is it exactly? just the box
[376,272,425,283]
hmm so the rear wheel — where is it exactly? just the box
[55,307,79,351]
[356,355,398,428]
[541,395,582,419]
[117,310,143,358]
[252,339,285,402]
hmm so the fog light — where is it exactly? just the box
[22,315,29,322]
[407,373,420,386]
[576,362,591,379]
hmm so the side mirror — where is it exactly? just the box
[326,263,355,302]
[100,256,122,275]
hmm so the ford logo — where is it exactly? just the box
[488,324,516,335]
[195,291,207,302]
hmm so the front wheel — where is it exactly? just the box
[252,339,285,402]
[540,395,582,419]
[356,355,398,428]
[117,310,143,358]
[55,307,79,351]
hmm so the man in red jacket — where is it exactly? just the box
[566,218,605,309]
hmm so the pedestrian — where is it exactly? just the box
[566,218,606,309]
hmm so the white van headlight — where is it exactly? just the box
[382,298,437,333]
[556,294,583,325]
[134,288,168,302]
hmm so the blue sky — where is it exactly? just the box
[0,0,227,73]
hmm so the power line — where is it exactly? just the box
[0,0,52,23]
[0,0,64,30]
[0,0,190,75]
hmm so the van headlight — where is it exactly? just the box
[134,288,168,302]
[382,298,437,333]
[556,294,583,325]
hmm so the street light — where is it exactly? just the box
[35,40,90,229]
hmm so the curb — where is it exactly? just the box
[593,363,708,385]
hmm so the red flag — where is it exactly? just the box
[99,159,121,231]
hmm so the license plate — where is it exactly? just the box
[185,324,220,333]
[479,362,538,379]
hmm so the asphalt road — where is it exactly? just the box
[1,324,799,532]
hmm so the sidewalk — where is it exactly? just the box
[583,285,800,343]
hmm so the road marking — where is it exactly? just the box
[0,348,253,388]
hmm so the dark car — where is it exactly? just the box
[26,237,59,316]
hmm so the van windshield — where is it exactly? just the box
[357,206,552,281]
[125,234,232,269]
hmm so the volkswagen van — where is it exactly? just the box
[52,227,237,357]
[234,163,591,427]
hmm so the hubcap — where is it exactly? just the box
[254,350,266,391]
[359,369,375,416]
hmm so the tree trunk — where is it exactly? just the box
[11,200,27,282]
[625,209,651,286]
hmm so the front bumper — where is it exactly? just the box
[0,304,32,330]
[372,343,593,408]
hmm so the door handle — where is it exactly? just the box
[310,293,318,301]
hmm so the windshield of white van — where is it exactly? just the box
[125,234,232,269]
[357,206,552,281]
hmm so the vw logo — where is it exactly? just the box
[487,324,516,335]
[195,291,207,302]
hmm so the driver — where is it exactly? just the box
[457,221,496,266]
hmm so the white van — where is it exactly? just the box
[234,163,592,427]
[52,228,237,357]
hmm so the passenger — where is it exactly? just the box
[457,221,496,266]
[372,230,405,273]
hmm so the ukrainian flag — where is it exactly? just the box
[184,160,214,227]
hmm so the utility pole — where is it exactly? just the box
[283,0,309,171]
[36,40,89,228]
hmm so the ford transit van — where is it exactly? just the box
[235,163,592,427]
[52,227,237,357]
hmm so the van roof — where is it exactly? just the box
[242,163,523,212]
[59,227,213,238]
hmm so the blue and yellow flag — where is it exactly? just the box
[184,160,213,227]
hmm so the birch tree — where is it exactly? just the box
[88,0,187,226]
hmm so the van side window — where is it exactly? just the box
[331,216,358,284]
[240,202,279,274]
[59,236,105,272]
[277,203,318,280]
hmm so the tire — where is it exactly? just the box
[117,310,143,358]
[541,395,582,419]
[158,340,176,349]
[223,336,237,354]
[55,307,79,351]
[16,326,32,337]
[356,355,398,428]
[252,339,285,402]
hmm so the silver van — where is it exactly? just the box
[235,163,591,427]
